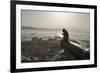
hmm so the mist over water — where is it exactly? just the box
[21,28,90,48]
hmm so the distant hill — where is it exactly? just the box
[22,26,36,29]
[21,26,60,30]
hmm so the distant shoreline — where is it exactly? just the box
[22,26,61,30]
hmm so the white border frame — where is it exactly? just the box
[16,4,95,69]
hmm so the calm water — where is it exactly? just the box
[21,28,90,48]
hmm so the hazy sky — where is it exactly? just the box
[21,10,90,32]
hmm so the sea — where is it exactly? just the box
[21,28,90,48]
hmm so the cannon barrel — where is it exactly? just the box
[62,41,90,60]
